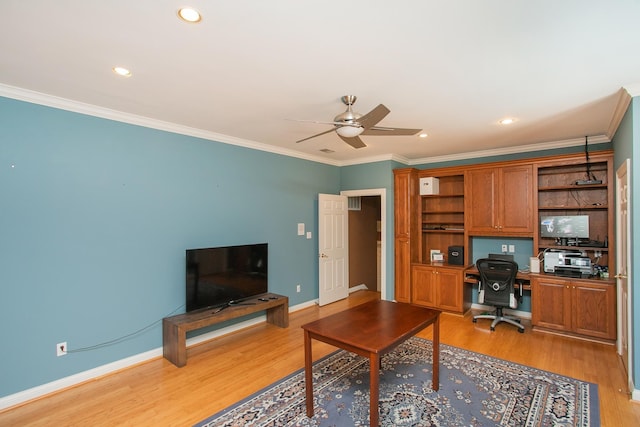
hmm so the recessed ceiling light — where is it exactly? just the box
[419,133,428,138]
[112,66,132,77]
[499,118,516,125]
[178,7,202,23]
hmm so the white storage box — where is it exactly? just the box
[419,177,440,195]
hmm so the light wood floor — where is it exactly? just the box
[2,290,639,426]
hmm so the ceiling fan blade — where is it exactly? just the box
[357,104,390,129]
[338,134,367,149]
[362,126,422,136]
[296,128,336,143]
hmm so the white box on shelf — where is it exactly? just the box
[419,177,440,195]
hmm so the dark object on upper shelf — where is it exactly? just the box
[575,179,603,185]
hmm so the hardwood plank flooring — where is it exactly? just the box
[1,290,639,426]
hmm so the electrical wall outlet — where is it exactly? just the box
[296,284,301,293]
[501,244,508,252]
[57,342,67,357]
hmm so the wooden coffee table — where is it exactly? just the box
[302,300,440,426]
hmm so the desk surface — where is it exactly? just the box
[464,266,615,286]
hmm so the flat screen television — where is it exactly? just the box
[186,243,268,312]
[540,215,589,239]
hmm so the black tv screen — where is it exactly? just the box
[186,243,268,312]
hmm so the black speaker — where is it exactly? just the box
[448,245,464,265]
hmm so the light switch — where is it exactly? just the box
[297,223,305,236]
[508,245,515,253]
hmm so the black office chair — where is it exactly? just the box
[472,258,524,333]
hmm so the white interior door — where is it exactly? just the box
[318,193,349,306]
[616,159,632,388]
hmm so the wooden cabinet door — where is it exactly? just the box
[531,276,572,332]
[394,238,411,303]
[465,168,498,233]
[394,169,413,238]
[466,165,533,235]
[572,280,616,340]
[412,265,436,307]
[394,169,418,302]
[499,165,533,233]
[436,268,463,312]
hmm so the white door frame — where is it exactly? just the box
[341,188,387,301]
[616,159,635,396]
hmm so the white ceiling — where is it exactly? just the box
[2,1,640,165]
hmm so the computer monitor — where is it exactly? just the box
[540,215,589,239]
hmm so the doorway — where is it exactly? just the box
[341,189,387,301]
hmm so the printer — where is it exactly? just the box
[543,250,593,277]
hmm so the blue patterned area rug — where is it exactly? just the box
[195,336,599,426]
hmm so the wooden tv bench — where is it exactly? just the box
[162,292,289,367]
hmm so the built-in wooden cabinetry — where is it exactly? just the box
[412,264,470,314]
[531,275,616,341]
[393,150,616,341]
[465,164,534,236]
[534,152,614,272]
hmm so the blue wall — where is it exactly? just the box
[0,96,340,397]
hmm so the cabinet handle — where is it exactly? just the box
[615,273,627,279]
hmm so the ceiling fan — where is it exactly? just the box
[295,95,422,149]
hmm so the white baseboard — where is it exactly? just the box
[0,300,313,411]
[630,378,640,402]
[349,284,369,293]
[0,347,161,412]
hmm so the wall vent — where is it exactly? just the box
[348,196,361,211]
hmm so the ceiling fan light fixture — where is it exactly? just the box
[336,126,364,138]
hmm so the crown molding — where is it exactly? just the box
[0,84,342,167]
[608,88,633,138]
[406,135,611,166]
[0,83,617,169]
